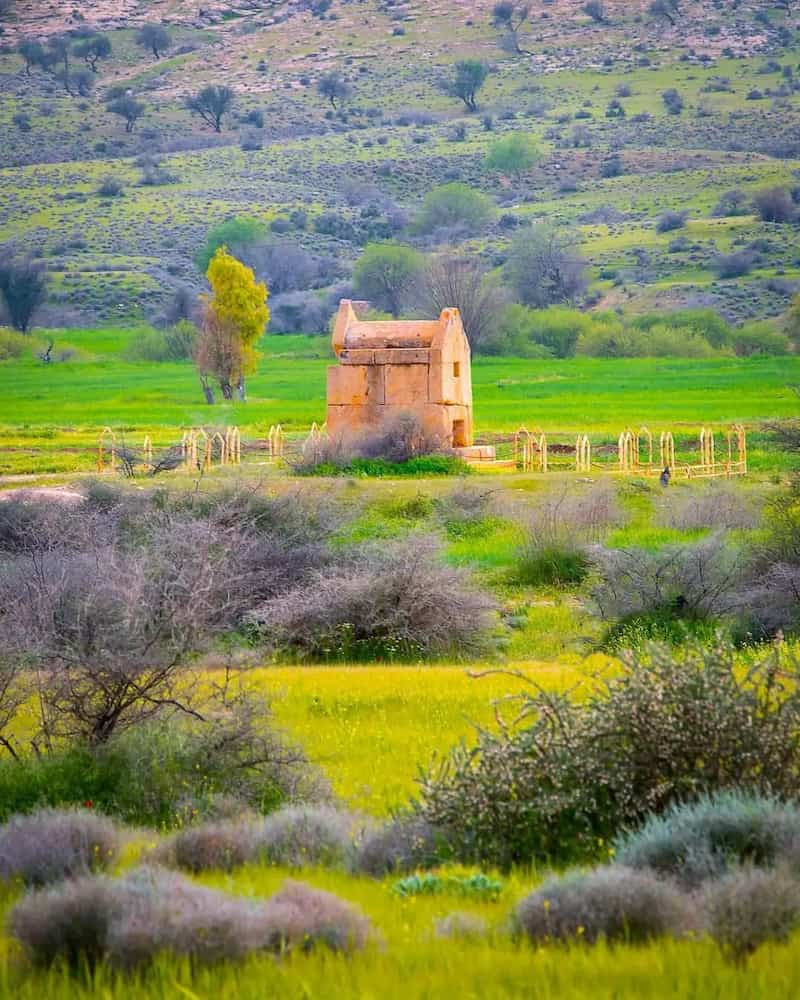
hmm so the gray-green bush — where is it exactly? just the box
[615,792,800,888]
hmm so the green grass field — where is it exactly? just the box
[3,662,800,998]
[1,331,798,476]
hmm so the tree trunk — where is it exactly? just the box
[221,381,234,401]
[237,376,247,401]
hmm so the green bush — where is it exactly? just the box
[352,243,424,316]
[194,216,267,273]
[392,873,502,901]
[414,183,495,235]
[488,305,596,358]
[124,321,198,362]
[0,715,322,828]
[0,327,31,361]
[730,321,791,357]
[514,543,590,587]
[306,455,469,478]
[484,133,541,177]
[577,323,718,358]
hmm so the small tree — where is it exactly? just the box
[753,187,796,224]
[41,35,72,93]
[785,294,800,352]
[409,255,508,351]
[484,133,541,180]
[491,3,530,54]
[194,216,267,274]
[74,33,112,73]
[445,60,488,112]
[353,243,424,317]
[317,71,351,109]
[18,40,44,76]
[195,247,269,402]
[136,23,171,60]
[649,0,681,25]
[0,258,47,334]
[583,0,607,21]
[186,85,234,132]
[504,225,588,309]
[662,88,684,114]
[107,96,145,133]
[415,183,495,236]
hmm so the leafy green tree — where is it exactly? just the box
[74,33,112,72]
[194,217,268,274]
[445,60,488,112]
[107,96,145,133]
[353,243,424,317]
[484,133,542,180]
[186,85,235,132]
[415,183,495,236]
[18,40,44,76]
[136,23,171,60]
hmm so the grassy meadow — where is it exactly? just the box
[1,329,798,476]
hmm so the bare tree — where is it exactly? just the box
[0,499,316,748]
[408,255,509,352]
[0,257,48,334]
[186,85,234,132]
[491,3,531,54]
[136,23,171,60]
[504,225,588,308]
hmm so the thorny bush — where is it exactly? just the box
[416,641,800,868]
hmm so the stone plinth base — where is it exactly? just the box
[454,445,496,461]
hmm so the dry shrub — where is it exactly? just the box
[160,806,357,873]
[656,484,763,532]
[516,866,689,945]
[10,875,122,971]
[435,911,488,940]
[256,805,356,867]
[736,562,800,639]
[615,791,800,888]
[295,411,447,472]
[161,820,259,873]
[704,867,800,963]
[0,809,119,887]
[267,880,371,953]
[250,535,497,660]
[353,815,445,877]
[11,867,372,970]
[591,533,743,624]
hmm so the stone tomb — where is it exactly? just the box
[327,299,487,453]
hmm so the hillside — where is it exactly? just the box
[0,0,799,329]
